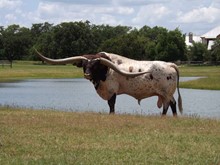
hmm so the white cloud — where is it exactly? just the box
[100,14,119,25]
[111,7,134,15]
[0,0,22,9]
[132,4,170,26]
[37,1,133,16]
[0,0,220,35]
[5,13,16,21]
[0,0,23,26]
[113,0,169,6]
[43,0,111,5]
[38,2,61,17]
[30,1,134,26]
[211,0,220,8]
[178,6,220,23]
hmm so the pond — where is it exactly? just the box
[0,78,219,119]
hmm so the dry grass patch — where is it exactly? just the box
[0,107,220,164]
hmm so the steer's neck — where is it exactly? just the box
[91,79,100,90]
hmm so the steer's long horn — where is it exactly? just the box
[98,57,149,77]
[35,49,88,64]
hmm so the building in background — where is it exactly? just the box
[185,26,220,50]
[201,26,220,50]
[185,32,202,47]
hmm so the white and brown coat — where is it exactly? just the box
[35,50,183,116]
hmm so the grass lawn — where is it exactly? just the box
[179,65,220,90]
[0,107,220,164]
[0,61,82,82]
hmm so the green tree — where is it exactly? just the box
[31,22,53,42]
[92,24,131,41]
[52,21,95,56]
[139,26,165,41]
[210,39,220,62]
[138,26,186,61]
[144,41,156,60]
[154,28,186,61]
[187,42,208,61]
[100,26,186,61]
[34,21,132,59]
[35,21,98,58]
[100,32,148,60]
[0,21,188,62]
[166,29,186,61]
[34,32,55,59]
[1,24,32,63]
[0,26,5,60]
[92,24,131,52]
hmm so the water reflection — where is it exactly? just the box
[0,78,219,118]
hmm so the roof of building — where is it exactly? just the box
[201,26,220,39]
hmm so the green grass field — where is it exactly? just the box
[0,61,83,82]
[179,65,220,90]
[0,107,220,164]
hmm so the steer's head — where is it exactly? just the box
[34,49,149,82]
[76,54,110,81]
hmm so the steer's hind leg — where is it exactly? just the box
[170,97,177,116]
[108,94,116,114]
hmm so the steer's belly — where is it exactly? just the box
[119,85,156,100]
[118,75,177,101]
[117,77,158,100]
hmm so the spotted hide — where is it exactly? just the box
[96,52,183,116]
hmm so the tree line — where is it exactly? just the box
[0,21,219,64]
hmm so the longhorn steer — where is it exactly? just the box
[35,50,183,116]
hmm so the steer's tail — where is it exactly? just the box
[170,64,183,114]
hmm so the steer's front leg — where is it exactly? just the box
[108,93,116,114]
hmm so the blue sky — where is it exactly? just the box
[0,0,220,35]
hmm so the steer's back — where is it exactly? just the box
[103,53,178,101]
